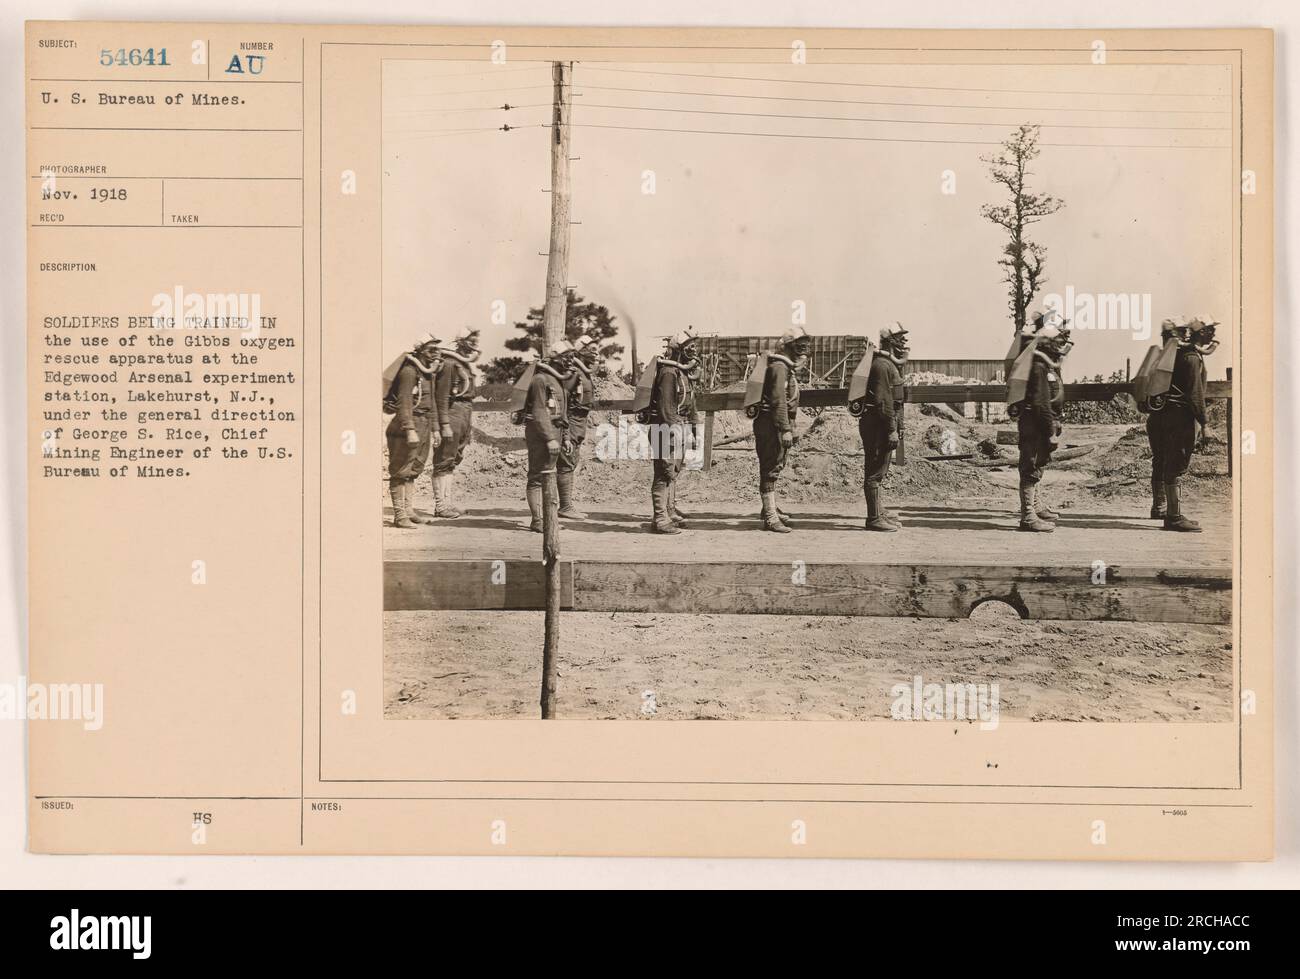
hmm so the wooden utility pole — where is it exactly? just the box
[539,61,572,719]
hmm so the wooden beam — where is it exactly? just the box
[470,380,1232,413]
[385,559,574,611]
[384,559,1230,624]
[573,562,1229,624]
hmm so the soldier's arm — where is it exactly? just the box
[868,360,895,423]
[433,364,453,431]
[1028,363,1055,424]
[395,364,417,432]
[888,363,905,441]
[527,376,557,444]
[768,362,791,432]
[1190,358,1208,425]
[657,370,683,425]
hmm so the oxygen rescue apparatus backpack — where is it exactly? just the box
[741,352,771,419]
[846,342,878,417]
[1004,338,1038,419]
[1003,330,1034,385]
[630,356,661,424]
[1139,338,1179,413]
[382,353,434,415]
[569,363,595,421]
[508,363,537,425]
[1130,344,1163,414]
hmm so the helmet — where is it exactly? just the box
[780,325,811,352]
[547,338,575,359]
[1166,317,1196,346]
[670,327,699,359]
[1189,315,1220,355]
[878,322,910,361]
[1031,307,1065,332]
[879,321,909,347]
[1036,324,1068,357]
[446,326,481,361]
[572,334,599,363]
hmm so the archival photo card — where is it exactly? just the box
[26,23,1273,858]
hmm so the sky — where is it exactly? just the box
[382,59,1234,382]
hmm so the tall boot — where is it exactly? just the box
[1018,482,1054,532]
[762,491,792,533]
[433,474,461,519]
[877,485,900,526]
[526,485,543,533]
[651,482,680,534]
[557,471,587,520]
[1034,483,1059,522]
[390,478,415,529]
[1149,478,1167,520]
[406,477,433,524]
[1162,479,1201,532]
[756,502,793,525]
[863,483,897,532]
[668,483,687,528]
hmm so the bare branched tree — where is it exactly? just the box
[980,125,1064,332]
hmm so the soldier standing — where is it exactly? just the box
[1151,316,1215,532]
[753,327,811,533]
[1016,325,1071,533]
[522,340,575,533]
[647,329,700,534]
[429,327,480,519]
[860,323,909,532]
[557,335,598,520]
[384,333,442,529]
[671,347,704,527]
[1144,318,1181,519]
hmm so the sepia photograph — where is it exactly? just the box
[13,7,1283,878]
[379,58,1234,724]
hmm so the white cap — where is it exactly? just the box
[879,322,908,343]
[573,334,597,350]
[414,331,442,348]
[780,325,810,345]
[547,338,575,357]
[1032,307,1064,330]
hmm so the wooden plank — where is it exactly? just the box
[571,562,1230,624]
[384,559,574,611]
[469,380,1231,413]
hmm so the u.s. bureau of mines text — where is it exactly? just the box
[29,27,304,484]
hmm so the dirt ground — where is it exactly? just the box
[384,380,1233,724]
[384,609,1232,722]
